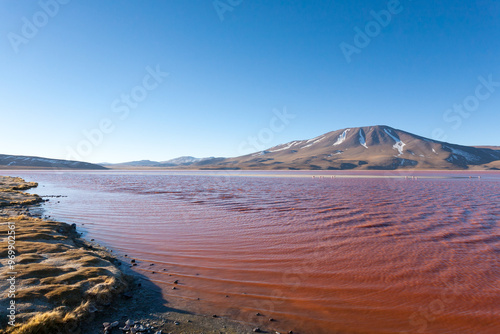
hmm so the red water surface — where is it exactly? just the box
[7,170,500,334]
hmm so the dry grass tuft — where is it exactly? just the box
[0,176,127,333]
[9,308,77,334]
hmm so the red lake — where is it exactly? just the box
[6,170,500,334]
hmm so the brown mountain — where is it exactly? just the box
[0,154,107,170]
[192,125,500,170]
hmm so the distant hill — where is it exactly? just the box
[185,125,500,170]
[105,156,219,168]
[473,145,500,151]
[0,154,107,170]
[157,156,219,167]
[103,160,161,167]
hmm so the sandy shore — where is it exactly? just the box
[0,176,263,334]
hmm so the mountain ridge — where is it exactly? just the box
[104,156,219,167]
[0,154,107,170]
[186,125,500,170]
[3,126,500,171]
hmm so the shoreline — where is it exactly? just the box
[0,176,264,334]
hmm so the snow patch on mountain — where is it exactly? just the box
[305,134,326,144]
[383,128,405,155]
[270,141,300,152]
[333,129,351,146]
[359,129,368,148]
[489,151,500,159]
[327,150,343,157]
[252,150,271,156]
[443,146,481,163]
[302,135,326,148]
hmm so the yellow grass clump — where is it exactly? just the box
[0,176,127,334]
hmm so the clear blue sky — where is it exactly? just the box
[1,0,499,163]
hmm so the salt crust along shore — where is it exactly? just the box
[0,176,262,334]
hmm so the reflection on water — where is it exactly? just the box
[7,170,500,334]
